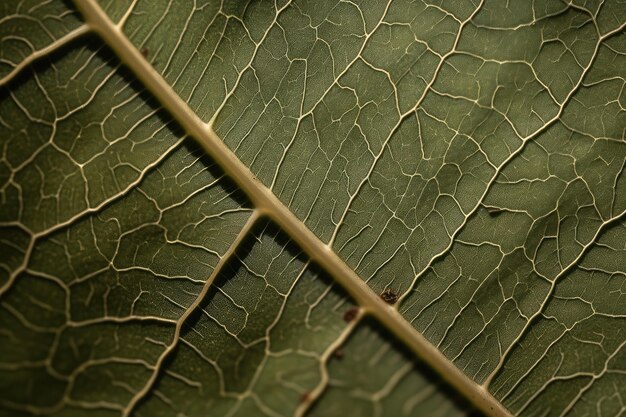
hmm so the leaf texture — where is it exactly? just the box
[1,1,625,417]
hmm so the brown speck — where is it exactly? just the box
[332,348,344,359]
[485,206,503,216]
[300,391,310,403]
[380,288,398,305]
[343,307,358,322]
[140,47,149,57]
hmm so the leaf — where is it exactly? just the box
[1,1,625,417]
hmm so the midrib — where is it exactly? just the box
[71,1,513,416]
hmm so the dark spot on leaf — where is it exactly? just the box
[343,307,358,322]
[380,288,398,305]
[486,206,504,216]
[140,47,149,57]
[300,391,310,403]
[332,348,344,359]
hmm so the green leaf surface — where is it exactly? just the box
[1,1,625,416]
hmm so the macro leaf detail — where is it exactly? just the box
[1,1,625,417]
